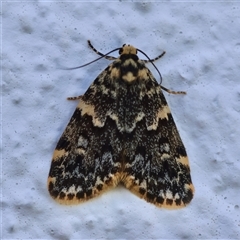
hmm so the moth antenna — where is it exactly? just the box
[137,48,164,84]
[62,48,121,70]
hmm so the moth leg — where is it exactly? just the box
[88,40,117,60]
[161,85,186,95]
[67,95,82,100]
[142,51,166,63]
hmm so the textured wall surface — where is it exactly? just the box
[2,2,240,239]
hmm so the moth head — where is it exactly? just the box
[119,44,138,55]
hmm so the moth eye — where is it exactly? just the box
[122,44,126,47]
[119,48,123,54]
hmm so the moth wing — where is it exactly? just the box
[122,87,194,209]
[48,71,123,204]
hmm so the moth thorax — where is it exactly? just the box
[120,45,137,55]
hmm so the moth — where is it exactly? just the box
[48,40,194,208]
